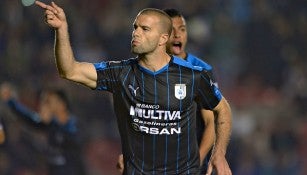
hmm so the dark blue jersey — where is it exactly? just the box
[94,56,222,175]
[186,53,216,173]
[185,53,216,143]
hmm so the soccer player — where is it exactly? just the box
[164,8,216,173]
[35,1,232,174]
[0,83,85,175]
[117,8,217,174]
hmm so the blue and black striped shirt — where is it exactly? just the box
[94,55,222,175]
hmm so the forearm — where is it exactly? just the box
[55,25,76,80]
[199,110,215,163]
[212,98,232,156]
[199,125,215,163]
[54,26,98,88]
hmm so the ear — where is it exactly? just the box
[159,33,169,46]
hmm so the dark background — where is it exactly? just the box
[0,0,306,174]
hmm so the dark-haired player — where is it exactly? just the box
[164,8,217,173]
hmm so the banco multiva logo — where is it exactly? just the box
[130,103,182,135]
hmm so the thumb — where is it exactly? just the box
[206,163,213,175]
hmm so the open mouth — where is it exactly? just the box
[171,42,182,54]
[173,42,182,49]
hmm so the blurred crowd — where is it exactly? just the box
[0,0,306,174]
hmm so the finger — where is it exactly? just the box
[35,1,47,8]
[51,2,62,14]
[36,1,58,14]
[206,163,213,175]
[45,9,56,16]
[45,14,55,20]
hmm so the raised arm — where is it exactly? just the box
[206,97,232,175]
[35,1,97,89]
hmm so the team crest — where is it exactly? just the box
[175,84,186,100]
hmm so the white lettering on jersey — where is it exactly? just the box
[130,106,181,120]
[138,125,181,135]
[130,104,182,135]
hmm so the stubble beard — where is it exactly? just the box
[131,45,149,55]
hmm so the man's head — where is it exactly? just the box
[131,8,172,55]
[164,9,188,59]
[39,88,70,122]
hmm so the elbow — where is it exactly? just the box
[58,70,69,79]
[58,70,74,81]
[56,63,77,80]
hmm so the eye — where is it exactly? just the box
[142,26,150,31]
[133,24,137,30]
[180,27,186,32]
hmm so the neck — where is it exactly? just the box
[177,52,187,60]
[138,52,171,72]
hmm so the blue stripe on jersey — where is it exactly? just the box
[188,69,196,174]
[186,53,212,71]
[163,66,170,175]
[176,64,182,174]
[152,75,157,174]
[141,72,145,173]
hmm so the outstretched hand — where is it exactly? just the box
[35,1,67,29]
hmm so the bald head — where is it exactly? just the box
[137,8,172,36]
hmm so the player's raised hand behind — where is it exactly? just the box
[35,1,67,29]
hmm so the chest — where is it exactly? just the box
[120,68,200,111]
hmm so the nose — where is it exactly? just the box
[173,29,180,38]
[132,27,140,37]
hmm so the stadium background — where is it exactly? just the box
[0,0,306,174]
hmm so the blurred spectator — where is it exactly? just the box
[0,82,86,175]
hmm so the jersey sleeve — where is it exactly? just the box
[94,58,136,92]
[6,99,46,127]
[196,71,222,110]
[93,61,122,92]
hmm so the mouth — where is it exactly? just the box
[172,42,182,49]
[170,41,182,54]
[131,39,140,46]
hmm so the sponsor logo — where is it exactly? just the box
[130,106,181,120]
[130,103,182,135]
[131,123,181,135]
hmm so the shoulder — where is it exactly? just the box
[172,56,203,71]
[186,53,212,71]
[93,58,137,70]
